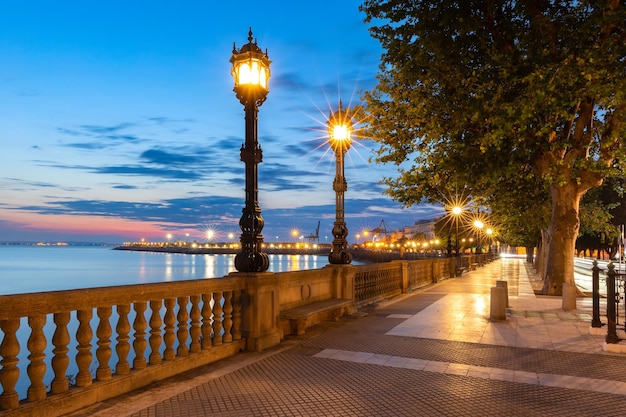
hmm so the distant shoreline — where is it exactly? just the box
[1,242,116,247]
[114,245,331,256]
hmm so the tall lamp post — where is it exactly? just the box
[452,206,462,256]
[328,101,353,264]
[473,219,484,254]
[485,228,494,253]
[230,28,272,273]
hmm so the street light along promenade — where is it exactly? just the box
[327,100,353,265]
[230,28,272,273]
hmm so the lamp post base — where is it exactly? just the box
[235,251,270,273]
[329,249,352,265]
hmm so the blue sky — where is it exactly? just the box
[0,1,443,244]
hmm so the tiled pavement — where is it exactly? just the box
[66,257,626,416]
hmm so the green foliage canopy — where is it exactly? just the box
[360,0,626,210]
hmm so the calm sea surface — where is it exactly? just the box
[0,246,335,295]
[1,245,352,399]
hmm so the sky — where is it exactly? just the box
[0,1,444,244]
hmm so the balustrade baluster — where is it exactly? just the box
[96,306,113,381]
[380,271,385,291]
[51,312,71,394]
[75,309,93,387]
[133,302,148,370]
[0,318,20,410]
[232,289,242,340]
[222,291,233,343]
[27,315,47,401]
[354,273,365,301]
[362,274,368,299]
[177,297,189,357]
[212,292,223,346]
[189,295,202,353]
[163,298,176,360]
[201,294,213,349]
[115,304,131,375]
[148,300,163,365]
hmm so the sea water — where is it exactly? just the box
[0,245,331,295]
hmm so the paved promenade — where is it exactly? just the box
[66,257,626,416]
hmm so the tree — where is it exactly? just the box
[360,0,626,295]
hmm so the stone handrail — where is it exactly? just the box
[0,255,493,416]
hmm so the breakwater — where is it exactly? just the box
[114,244,331,256]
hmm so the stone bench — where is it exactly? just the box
[280,298,354,336]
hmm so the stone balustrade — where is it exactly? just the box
[0,255,492,416]
[0,277,247,417]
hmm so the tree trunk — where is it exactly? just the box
[542,183,582,295]
[538,229,549,280]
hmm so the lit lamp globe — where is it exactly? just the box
[328,102,353,154]
[230,29,271,105]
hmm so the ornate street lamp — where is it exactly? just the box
[230,28,272,272]
[452,206,462,256]
[473,218,484,254]
[328,100,353,264]
[485,227,494,253]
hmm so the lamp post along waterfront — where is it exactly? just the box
[473,219,484,254]
[452,206,462,256]
[328,101,353,265]
[230,28,271,273]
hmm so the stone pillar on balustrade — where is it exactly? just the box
[236,272,282,352]
[324,264,356,300]
[390,260,409,293]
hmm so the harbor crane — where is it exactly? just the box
[370,219,392,240]
[307,221,320,243]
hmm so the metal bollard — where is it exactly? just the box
[606,263,620,344]
[591,260,602,328]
